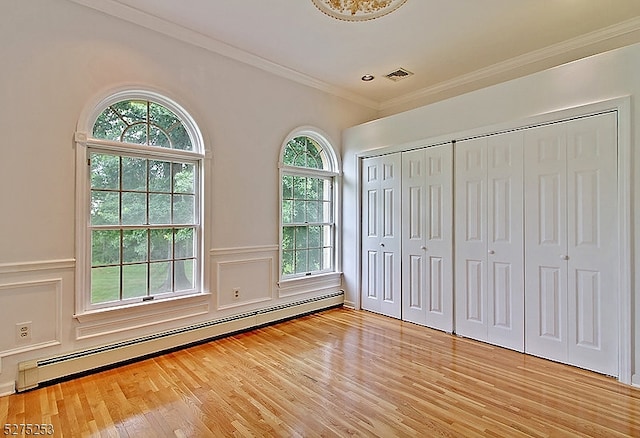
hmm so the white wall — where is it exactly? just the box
[0,0,377,394]
[342,42,640,383]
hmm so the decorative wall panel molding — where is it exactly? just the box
[0,259,75,274]
[211,246,278,311]
[210,245,279,257]
[0,279,62,357]
[216,258,273,310]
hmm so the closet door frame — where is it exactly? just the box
[353,96,631,384]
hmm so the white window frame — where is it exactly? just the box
[74,89,206,316]
[278,127,342,284]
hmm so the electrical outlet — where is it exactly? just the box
[233,288,240,300]
[16,322,32,343]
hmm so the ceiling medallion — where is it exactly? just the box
[311,0,408,22]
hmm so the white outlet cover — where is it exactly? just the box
[16,322,32,343]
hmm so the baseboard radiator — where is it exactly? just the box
[17,292,344,392]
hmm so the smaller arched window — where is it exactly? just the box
[76,91,204,312]
[282,135,331,170]
[279,128,339,279]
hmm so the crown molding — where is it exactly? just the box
[65,0,640,115]
[65,0,380,110]
[379,16,640,112]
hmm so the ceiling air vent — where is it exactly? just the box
[384,67,413,82]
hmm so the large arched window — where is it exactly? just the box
[279,128,340,279]
[76,91,204,312]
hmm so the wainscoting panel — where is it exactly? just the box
[211,245,278,311]
[0,260,74,395]
[0,278,62,357]
[217,258,273,310]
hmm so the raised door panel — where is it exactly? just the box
[429,257,444,314]
[365,250,378,300]
[366,189,378,239]
[524,123,568,363]
[491,262,513,326]
[454,138,488,341]
[465,180,484,242]
[486,132,524,351]
[408,255,423,310]
[382,252,395,302]
[566,113,618,376]
[538,266,563,341]
[464,259,484,324]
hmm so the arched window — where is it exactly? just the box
[76,91,204,312]
[279,128,339,279]
[92,99,194,150]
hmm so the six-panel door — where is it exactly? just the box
[401,144,453,331]
[361,153,402,318]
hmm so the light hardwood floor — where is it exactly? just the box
[2,307,640,437]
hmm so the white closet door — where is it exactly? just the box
[566,113,618,375]
[524,113,618,376]
[455,132,524,350]
[486,132,524,350]
[524,122,569,361]
[361,154,402,319]
[455,137,488,340]
[401,144,453,331]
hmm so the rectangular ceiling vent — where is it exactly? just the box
[384,67,414,82]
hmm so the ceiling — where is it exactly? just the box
[71,0,640,112]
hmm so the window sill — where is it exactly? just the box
[278,272,342,298]
[73,293,211,339]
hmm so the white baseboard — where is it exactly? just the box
[17,292,343,392]
[343,300,356,309]
[0,381,15,397]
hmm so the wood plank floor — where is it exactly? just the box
[2,307,640,437]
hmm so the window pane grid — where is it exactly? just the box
[90,153,198,227]
[281,224,334,276]
[90,227,197,303]
[90,149,198,305]
[282,174,332,226]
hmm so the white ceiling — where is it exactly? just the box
[71,0,640,111]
